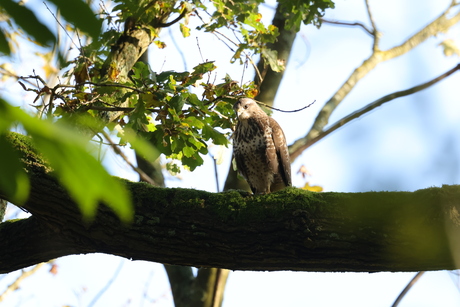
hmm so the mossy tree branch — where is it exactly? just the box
[1,133,460,274]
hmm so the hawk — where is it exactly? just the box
[232,97,291,194]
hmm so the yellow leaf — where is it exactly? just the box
[154,40,166,49]
[180,23,190,38]
[302,182,323,192]
[439,39,460,57]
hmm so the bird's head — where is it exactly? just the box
[233,98,260,121]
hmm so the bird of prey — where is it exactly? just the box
[232,97,291,194]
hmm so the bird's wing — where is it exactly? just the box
[269,117,292,187]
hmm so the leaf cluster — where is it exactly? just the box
[0,100,132,223]
[56,61,253,173]
[0,0,336,221]
[279,0,335,31]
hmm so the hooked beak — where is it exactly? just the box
[233,102,242,118]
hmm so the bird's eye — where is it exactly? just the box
[244,105,248,109]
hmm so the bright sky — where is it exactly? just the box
[2,0,460,306]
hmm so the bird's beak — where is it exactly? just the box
[233,103,242,117]
[235,107,242,117]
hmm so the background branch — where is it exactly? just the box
[290,63,460,153]
[364,0,379,49]
[289,3,460,161]
[320,18,374,36]
[0,262,47,303]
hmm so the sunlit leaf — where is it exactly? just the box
[261,48,285,72]
[0,99,133,223]
[439,39,460,57]
[302,182,323,192]
[180,23,190,38]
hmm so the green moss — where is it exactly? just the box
[6,132,51,172]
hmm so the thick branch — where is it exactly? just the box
[1,133,460,274]
[290,3,460,160]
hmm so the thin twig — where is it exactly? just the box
[257,100,316,113]
[391,272,425,307]
[364,0,380,50]
[43,2,79,49]
[196,37,205,62]
[82,82,144,93]
[101,130,159,186]
[88,259,125,307]
[292,63,460,154]
[87,105,160,113]
[209,151,220,192]
[19,75,146,95]
[320,18,374,36]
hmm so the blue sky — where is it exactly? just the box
[2,0,460,306]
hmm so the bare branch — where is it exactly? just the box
[290,63,460,157]
[257,99,316,113]
[82,82,144,93]
[364,0,380,50]
[153,7,188,28]
[391,272,425,307]
[0,262,47,303]
[289,3,460,161]
[320,18,374,36]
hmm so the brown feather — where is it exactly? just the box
[233,98,291,194]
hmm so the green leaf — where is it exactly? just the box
[182,153,203,171]
[261,48,285,72]
[0,29,11,55]
[1,0,55,46]
[0,135,30,204]
[47,0,102,39]
[0,99,133,223]
[202,124,229,145]
[182,146,195,157]
[169,95,185,112]
[183,116,204,129]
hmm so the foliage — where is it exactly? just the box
[279,0,335,31]
[0,100,133,222]
[0,0,335,217]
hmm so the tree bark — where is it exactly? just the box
[1,133,460,274]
